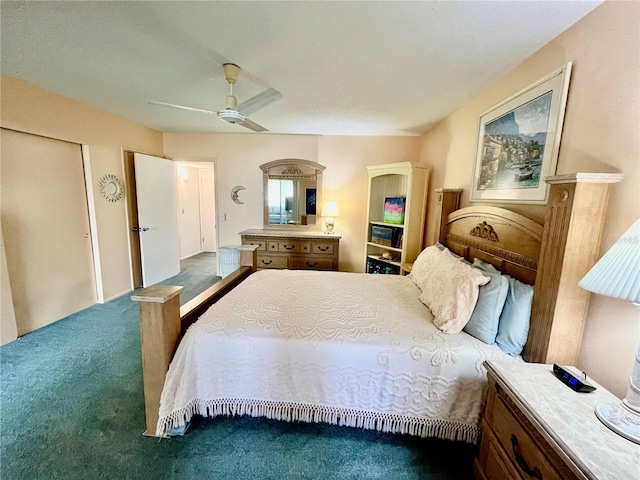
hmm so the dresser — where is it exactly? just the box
[475,361,640,480]
[240,229,340,271]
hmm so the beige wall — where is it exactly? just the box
[0,75,164,306]
[163,134,422,272]
[419,1,640,397]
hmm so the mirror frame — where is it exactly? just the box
[260,159,325,229]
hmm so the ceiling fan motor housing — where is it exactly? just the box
[218,109,245,124]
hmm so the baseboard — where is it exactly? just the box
[103,288,134,303]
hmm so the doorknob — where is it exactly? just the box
[132,227,150,232]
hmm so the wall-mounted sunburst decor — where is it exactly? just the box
[98,174,124,202]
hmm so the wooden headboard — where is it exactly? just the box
[438,204,542,286]
[433,173,623,366]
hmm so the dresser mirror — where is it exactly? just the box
[260,159,325,227]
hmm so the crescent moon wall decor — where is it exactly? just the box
[231,185,246,204]
[98,174,124,202]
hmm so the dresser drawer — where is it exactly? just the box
[275,241,300,253]
[257,255,288,269]
[311,242,335,255]
[490,388,564,480]
[290,257,335,270]
[242,238,267,251]
[475,435,519,480]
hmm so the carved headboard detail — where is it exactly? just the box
[470,221,500,242]
[438,203,543,285]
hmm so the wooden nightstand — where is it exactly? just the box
[474,361,640,480]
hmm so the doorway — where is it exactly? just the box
[175,161,217,259]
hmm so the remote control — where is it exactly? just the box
[552,364,596,392]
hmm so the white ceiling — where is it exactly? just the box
[1,1,602,136]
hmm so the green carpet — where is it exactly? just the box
[0,253,476,479]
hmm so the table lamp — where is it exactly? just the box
[320,201,339,234]
[578,219,640,444]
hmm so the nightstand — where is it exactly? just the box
[474,361,640,480]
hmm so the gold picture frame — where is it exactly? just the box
[470,62,572,204]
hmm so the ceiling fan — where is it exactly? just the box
[148,63,282,132]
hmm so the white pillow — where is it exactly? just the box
[408,245,441,291]
[413,247,490,333]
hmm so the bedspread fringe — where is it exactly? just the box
[157,398,480,444]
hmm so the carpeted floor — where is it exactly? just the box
[0,252,476,479]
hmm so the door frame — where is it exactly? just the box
[123,150,143,289]
[198,166,217,252]
[81,145,104,302]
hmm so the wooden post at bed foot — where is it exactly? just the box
[238,244,258,271]
[131,285,184,437]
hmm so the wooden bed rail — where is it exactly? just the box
[132,245,258,436]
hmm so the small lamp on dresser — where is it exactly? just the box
[320,201,339,234]
[579,219,640,444]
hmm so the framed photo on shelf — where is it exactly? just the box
[470,62,572,204]
[383,197,406,224]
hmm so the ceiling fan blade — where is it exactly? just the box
[235,88,282,117]
[147,100,216,115]
[238,117,268,133]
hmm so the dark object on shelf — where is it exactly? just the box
[367,257,400,275]
[371,225,394,246]
[371,225,403,248]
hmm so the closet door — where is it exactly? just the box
[1,129,97,335]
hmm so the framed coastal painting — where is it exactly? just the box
[470,62,572,204]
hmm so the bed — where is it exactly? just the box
[158,268,520,443]
[133,175,619,443]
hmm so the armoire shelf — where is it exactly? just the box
[364,162,430,275]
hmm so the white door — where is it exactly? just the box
[134,153,180,287]
[199,168,217,252]
[176,164,202,258]
[1,129,97,335]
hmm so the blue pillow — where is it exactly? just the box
[495,275,534,356]
[463,259,509,344]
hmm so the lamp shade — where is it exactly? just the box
[579,219,640,303]
[320,201,340,217]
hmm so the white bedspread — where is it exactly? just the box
[157,270,519,442]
